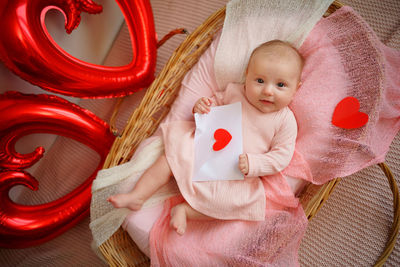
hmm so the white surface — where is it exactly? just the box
[193,102,243,181]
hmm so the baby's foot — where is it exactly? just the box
[169,204,187,235]
[107,193,144,211]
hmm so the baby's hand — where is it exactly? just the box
[238,154,249,175]
[193,97,212,114]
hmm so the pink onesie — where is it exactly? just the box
[160,82,298,221]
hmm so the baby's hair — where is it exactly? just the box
[250,40,305,70]
[241,39,304,84]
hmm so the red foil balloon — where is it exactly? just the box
[0,91,115,248]
[0,0,157,98]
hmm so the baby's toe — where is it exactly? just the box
[176,227,185,235]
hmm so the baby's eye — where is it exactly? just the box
[277,82,285,88]
[256,78,264,84]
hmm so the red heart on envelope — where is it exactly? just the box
[213,128,232,151]
[332,97,369,129]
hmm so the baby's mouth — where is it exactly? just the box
[260,99,273,105]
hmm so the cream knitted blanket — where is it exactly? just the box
[89,137,179,251]
[214,0,334,90]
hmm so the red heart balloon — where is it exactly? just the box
[213,128,232,151]
[0,0,157,98]
[0,91,115,248]
[332,97,369,129]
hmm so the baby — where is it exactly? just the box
[108,40,304,235]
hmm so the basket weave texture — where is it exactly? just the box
[97,1,398,266]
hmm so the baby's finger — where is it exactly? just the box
[199,103,210,113]
[238,162,246,169]
[194,105,204,114]
[238,161,245,169]
[194,104,209,114]
[201,97,211,106]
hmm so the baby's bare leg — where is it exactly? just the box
[170,202,213,235]
[107,154,172,210]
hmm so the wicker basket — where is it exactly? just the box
[98,1,399,266]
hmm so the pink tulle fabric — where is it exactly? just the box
[150,195,307,267]
[149,7,400,266]
[292,6,400,184]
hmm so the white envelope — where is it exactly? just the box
[192,102,243,181]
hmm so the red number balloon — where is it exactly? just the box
[0,91,115,248]
[0,0,157,98]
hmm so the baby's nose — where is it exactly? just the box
[262,85,273,95]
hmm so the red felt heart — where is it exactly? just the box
[213,128,232,151]
[332,97,369,129]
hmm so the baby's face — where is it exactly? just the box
[244,49,302,113]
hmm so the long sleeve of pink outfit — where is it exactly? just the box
[246,111,297,177]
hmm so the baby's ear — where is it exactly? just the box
[241,70,248,84]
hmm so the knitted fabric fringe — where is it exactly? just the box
[214,0,333,90]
